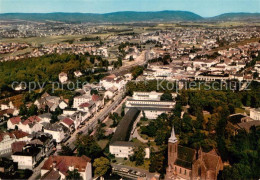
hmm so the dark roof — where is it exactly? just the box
[237,121,260,132]
[229,114,246,124]
[110,108,140,143]
[110,141,134,147]
[41,169,61,180]
[175,145,196,169]
[13,145,41,156]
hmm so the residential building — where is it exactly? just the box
[0,130,30,156]
[0,132,15,156]
[100,74,126,90]
[43,123,67,143]
[11,144,43,170]
[41,155,92,180]
[59,72,68,84]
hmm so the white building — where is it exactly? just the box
[1,101,15,111]
[43,123,66,143]
[73,94,92,108]
[74,70,83,78]
[0,132,15,156]
[250,108,260,121]
[144,65,173,80]
[125,91,175,119]
[100,74,126,90]
[109,141,150,158]
[7,116,43,134]
[0,130,30,156]
[12,145,43,170]
[59,72,68,84]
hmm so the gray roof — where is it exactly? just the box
[110,108,140,143]
[110,141,135,147]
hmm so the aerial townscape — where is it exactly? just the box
[0,0,260,180]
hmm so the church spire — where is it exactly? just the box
[168,126,178,143]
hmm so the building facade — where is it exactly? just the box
[166,127,223,180]
[125,91,175,119]
[250,108,260,120]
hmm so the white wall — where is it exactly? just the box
[12,155,34,170]
[109,145,133,158]
[250,109,260,120]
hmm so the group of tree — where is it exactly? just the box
[19,104,38,117]
[0,53,109,95]
[129,146,146,166]
[148,54,171,65]
[126,80,177,96]
[130,66,144,80]
[74,134,112,178]
[109,112,122,128]
[139,83,260,179]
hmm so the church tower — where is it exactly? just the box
[168,126,178,167]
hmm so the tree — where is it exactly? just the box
[131,146,145,166]
[96,125,105,140]
[58,145,74,156]
[93,157,110,178]
[66,169,82,180]
[160,93,173,101]
[117,57,123,67]
[75,135,102,159]
[129,55,134,61]
[149,151,166,175]
[19,104,27,116]
[131,66,144,79]
[28,104,38,116]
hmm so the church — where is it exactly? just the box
[166,127,223,180]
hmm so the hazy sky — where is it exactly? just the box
[0,0,259,17]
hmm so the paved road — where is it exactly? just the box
[28,157,47,180]
[67,90,125,149]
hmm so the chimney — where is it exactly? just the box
[53,160,57,170]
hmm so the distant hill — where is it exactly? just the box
[0,11,203,22]
[210,13,260,21]
[0,11,259,23]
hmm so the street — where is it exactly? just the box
[67,90,125,150]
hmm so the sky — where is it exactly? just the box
[0,0,259,17]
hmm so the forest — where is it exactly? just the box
[0,53,109,98]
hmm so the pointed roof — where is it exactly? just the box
[168,126,178,143]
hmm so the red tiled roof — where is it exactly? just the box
[10,116,21,125]
[62,118,74,126]
[0,132,15,143]
[92,94,101,101]
[102,74,116,81]
[79,102,90,108]
[41,169,61,180]
[11,130,29,139]
[6,109,15,115]
[41,155,91,173]
[11,141,26,153]
[22,115,41,125]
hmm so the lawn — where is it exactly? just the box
[114,158,150,170]
[97,139,109,150]
[0,122,7,131]
[235,107,247,114]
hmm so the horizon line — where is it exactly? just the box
[0,10,260,18]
